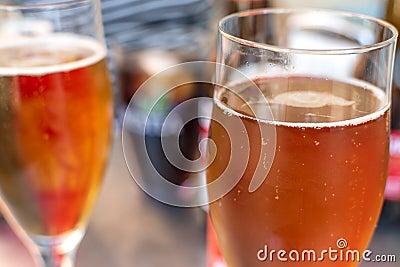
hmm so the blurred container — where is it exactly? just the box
[221,0,272,14]
[118,49,207,189]
[102,0,217,201]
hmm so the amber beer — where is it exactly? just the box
[0,34,113,236]
[207,76,389,267]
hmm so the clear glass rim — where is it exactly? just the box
[219,8,399,55]
[0,0,90,10]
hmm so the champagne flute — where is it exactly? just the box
[207,9,397,267]
[0,1,113,266]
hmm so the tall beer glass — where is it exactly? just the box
[0,1,113,266]
[207,9,397,267]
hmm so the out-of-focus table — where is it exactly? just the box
[0,132,399,267]
[361,225,400,267]
[0,132,207,267]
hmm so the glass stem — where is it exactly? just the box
[31,228,84,267]
[37,246,77,267]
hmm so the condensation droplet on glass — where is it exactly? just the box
[262,138,269,145]
[262,153,269,169]
[223,109,233,117]
[314,141,320,146]
[274,186,279,200]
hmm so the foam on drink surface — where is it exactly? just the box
[215,76,389,129]
[271,91,355,108]
[0,33,106,76]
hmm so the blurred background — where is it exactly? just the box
[0,0,399,266]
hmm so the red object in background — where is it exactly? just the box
[207,217,227,267]
[378,0,400,225]
[386,131,400,201]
